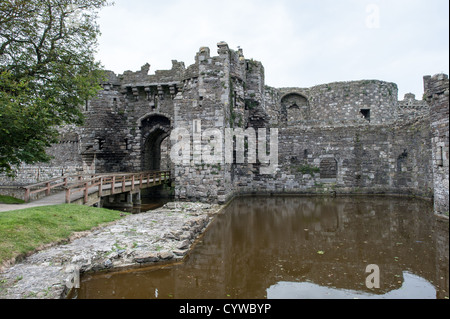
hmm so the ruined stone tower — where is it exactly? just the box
[424,74,450,215]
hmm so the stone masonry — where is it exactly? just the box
[424,74,450,215]
[0,42,448,214]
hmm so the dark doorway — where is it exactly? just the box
[320,158,338,179]
[140,115,171,171]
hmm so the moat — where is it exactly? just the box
[75,196,449,299]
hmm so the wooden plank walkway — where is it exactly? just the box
[0,171,171,213]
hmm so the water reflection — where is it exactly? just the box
[77,196,449,299]
[267,272,436,299]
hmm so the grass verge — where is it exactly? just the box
[0,195,25,204]
[0,204,128,265]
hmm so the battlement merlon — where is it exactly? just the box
[424,73,450,99]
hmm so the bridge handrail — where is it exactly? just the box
[19,171,171,203]
[64,171,169,190]
[20,174,98,202]
[64,171,171,204]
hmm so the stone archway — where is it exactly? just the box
[281,93,310,123]
[139,114,172,171]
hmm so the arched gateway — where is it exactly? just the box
[139,114,172,171]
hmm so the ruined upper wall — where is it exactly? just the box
[397,93,430,121]
[118,61,186,86]
[264,80,399,127]
[98,44,433,130]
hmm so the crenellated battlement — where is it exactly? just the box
[94,43,419,129]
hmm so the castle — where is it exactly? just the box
[1,42,448,216]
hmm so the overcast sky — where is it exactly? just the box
[95,0,449,98]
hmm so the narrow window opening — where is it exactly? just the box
[397,150,408,172]
[233,135,237,164]
[360,109,371,122]
[98,138,105,151]
[437,146,444,167]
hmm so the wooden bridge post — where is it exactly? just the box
[99,177,103,197]
[46,182,51,196]
[83,182,88,204]
[24,188,30,203]
[65,188,71,204]
[111,176,116,194]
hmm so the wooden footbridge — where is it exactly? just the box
[20,171,171,207]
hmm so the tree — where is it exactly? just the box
[0,0,111,176]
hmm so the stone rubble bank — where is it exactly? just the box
[0,202,223,299]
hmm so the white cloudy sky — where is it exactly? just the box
[95,0,449,98]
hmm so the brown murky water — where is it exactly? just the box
[76,196,449,299]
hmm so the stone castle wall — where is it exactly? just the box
[232,117,433,199]
[0,42,447,213]
[0,128,83,187]
[275,80,399,127]
[424,74,449,215]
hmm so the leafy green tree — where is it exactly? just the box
[0,0,111,176]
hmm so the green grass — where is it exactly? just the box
[0,205,128,265]
[0,195,25,204]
